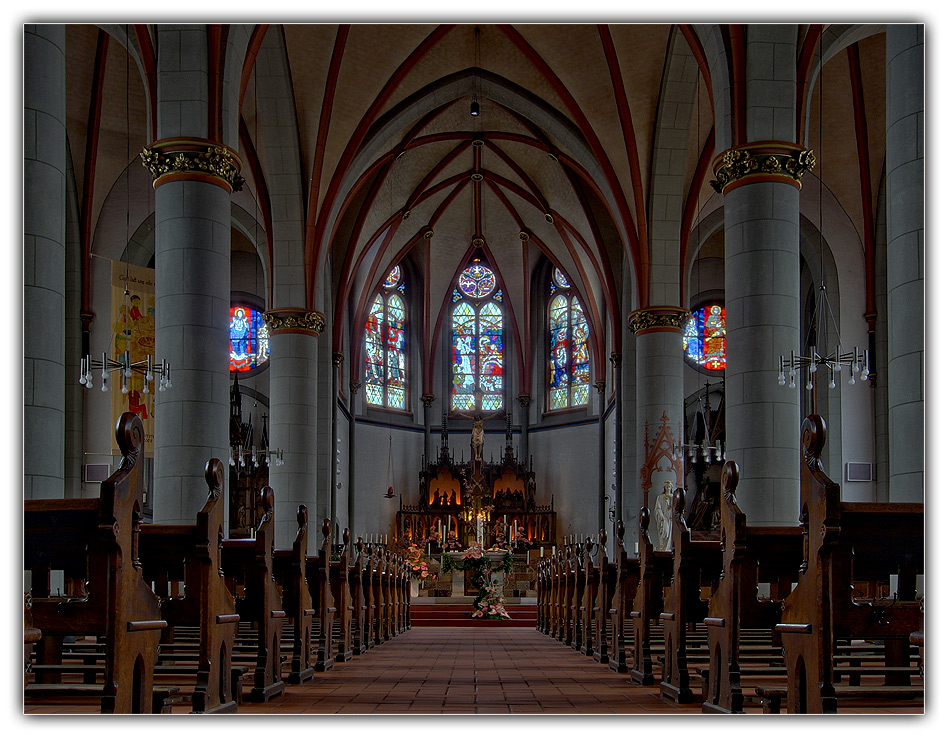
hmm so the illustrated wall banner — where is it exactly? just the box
[109,259,157,456]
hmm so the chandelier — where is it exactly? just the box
[229,375,283,472]
[672,381,724,464]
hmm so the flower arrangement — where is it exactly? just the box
[405,543,430,580]
[472,577,512,619]
[442,534,462,552]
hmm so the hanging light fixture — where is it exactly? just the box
[776,29,868,397]
[672,382,724,463]
[80,25,171,396]
[229,375,283,471]
[470,26,480,116]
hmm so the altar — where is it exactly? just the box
[395,414,556,553]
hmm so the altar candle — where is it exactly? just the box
[540,546,544,558]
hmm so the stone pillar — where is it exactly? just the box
[264,309,324,549]
[24,24,66,500]
[629,308,687,520]
[712,143,815,525]
[885,25,924,503]
[609,351,622,552]
[517,394,530,465]
[146,26,242,524]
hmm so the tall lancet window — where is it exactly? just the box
[365,265,407,410]
[451,261,504,412]
[548,267,589,410]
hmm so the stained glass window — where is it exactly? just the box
[458,263,497,299]
[230,306,270,372]
[365,270,407,409]
[683,304,726,371]
[547,276,589,410]
[451,263,503,412]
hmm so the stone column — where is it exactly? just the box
[146,26,241,524]
[24,24,66,501]
[885,25,924,503]
[517,394,530,465]
[264,309,324,548]
[629,308,687,524]
[712,143,814,525]
[609,351,622,552]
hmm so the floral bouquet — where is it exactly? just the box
[442,534,462,552]
[405,543,430,580]
[471,577,512,619]
[461,542,484,560]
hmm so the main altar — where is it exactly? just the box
[395,415,556,554]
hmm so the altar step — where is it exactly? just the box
[410,603,536,627]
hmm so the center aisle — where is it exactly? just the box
[238,626,704,715]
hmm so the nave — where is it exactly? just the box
[24,626,921,717]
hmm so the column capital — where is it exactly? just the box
[628,306,688,335]
[594,380,606,394]
[332,352,345,367]
[517,394,531,408]
[609,351,621,368]
[710,141,815,195]
[263,308,326,337]
[349,380,363,395]
[141,137,245,192]
[421,394,436,408]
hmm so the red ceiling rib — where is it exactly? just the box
[597,25,649,301]
[133,25,157,141]
[238,116,274,301]
[309,24,456,298]
[680,129,716,306]
[797,25,823,145]
[497,24,643,303]
[727,24,746,146]
[678,25,715,123]
[80,29,109,338]
[846,43,876,327]
[306,24,351,308]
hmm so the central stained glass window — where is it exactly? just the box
[451,263,503,412]
[365,267,407,409]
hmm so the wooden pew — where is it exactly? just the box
[702,461,802,713]
[579,535,601,657]
[536,557,549,635]
[628,506,673,685]
[24,594,42,689]
[272,505,316,684]
[592,530,614,664]
[221,486,286,702]
[659,487,723,703]
[24,412,167,713]
[138,458,240,713]
[305,519,336,671]
[329,528,354,662]
[348,538,368,656]
[565,543,583,649]
[772,415,924,713]
[608,520,639,673]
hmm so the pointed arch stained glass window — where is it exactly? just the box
[230,306,270,372]
[683,304,726,371]
[451,263,503,412]
[365,273,407,409]
[548,287,590,410]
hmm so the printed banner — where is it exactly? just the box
[109,260,157,456]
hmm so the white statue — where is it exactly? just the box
[654,480,675,551]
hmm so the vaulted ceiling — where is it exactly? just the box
[63,23,888,394]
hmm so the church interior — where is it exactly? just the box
[22,21,925,716]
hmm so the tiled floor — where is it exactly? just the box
[238,626,700,715]
[23,626,924,716]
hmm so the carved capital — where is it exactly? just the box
[349,380,363,395]
[332,352,345,367]
[517,394,531,408]
[710,142,815,195]
[628,306,688,335]
[421,394,436,408]
[263,308,326,337]
[594,380,606,394]
[140,138,244,192]
[609,351,621,369]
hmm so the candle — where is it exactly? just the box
[540,546,544,558]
